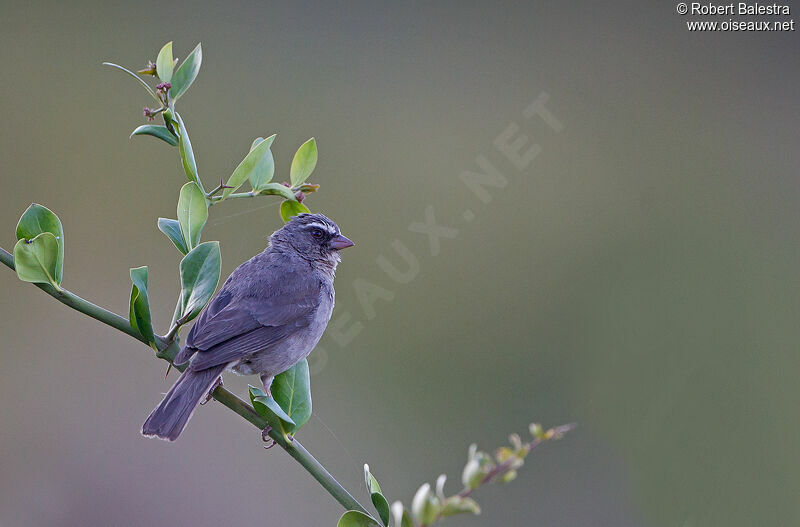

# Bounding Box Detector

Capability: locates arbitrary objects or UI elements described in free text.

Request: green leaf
[177,182,208,251]
[249,385,296,434]
[271,359,312,434]
[290,137,318,186]
[129,266,155,345]
[248,137,276,190]
[364,465,391,526]
[16,203,65,284]
[175,113,202,190]
[157,218,189,254]
[102,62,161,104]
[257,182,296,200]
[130,125,178,146]
[178,241,221,323]
[337,510,382,527]
[280,200,310,223]
[13,232,60,287]
[156,41,174,82]
[170,43,202,100]
[223,134,276,198]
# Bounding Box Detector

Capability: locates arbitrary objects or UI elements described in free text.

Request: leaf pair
[249,359,312,437]
[176,241,221,325]
[157,181,208,255]
[278,137,318,222]
[222,135,277,198]
[13,204,65,289]
[335,466,390,527]
[129,241,220,342]
[129,266,155,346]
[105,42,201,106]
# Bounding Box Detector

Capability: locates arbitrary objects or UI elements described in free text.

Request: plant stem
[0,246,369,515]
[0,247,143,342]
[209,191,258,205]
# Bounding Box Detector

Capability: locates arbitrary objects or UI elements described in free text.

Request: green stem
[0,246,369,516]
[0,247,143,342]
[209,191,257,205]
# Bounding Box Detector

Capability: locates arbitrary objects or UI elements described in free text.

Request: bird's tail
[141,364,227,441]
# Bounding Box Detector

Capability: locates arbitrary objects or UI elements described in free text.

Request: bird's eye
[311,229,324,239]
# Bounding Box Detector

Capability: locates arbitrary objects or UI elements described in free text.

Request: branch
[0,246,369,515]
[209,191,258,205]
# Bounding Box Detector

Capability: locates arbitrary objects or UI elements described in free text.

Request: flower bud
[462,457,488,489]
[441,496,481,517]
[498,469,518,483]
[411,483,441,526]
[138,60,157,76]
[391,501,413,527]
[529,422,544,440]
[435,474,447,501]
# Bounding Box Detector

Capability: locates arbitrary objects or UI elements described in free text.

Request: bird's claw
[262,425,276,448]
[200,376,224,405]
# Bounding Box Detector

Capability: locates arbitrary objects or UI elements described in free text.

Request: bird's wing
[185,289,260,351]
[184,270,323,370]
[187,325,296,371]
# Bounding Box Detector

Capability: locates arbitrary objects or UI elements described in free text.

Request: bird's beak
[330,234,355,250]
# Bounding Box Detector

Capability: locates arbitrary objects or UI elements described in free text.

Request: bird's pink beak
[330,234,355,250]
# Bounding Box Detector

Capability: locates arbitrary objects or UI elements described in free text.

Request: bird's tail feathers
[141,364,226,441]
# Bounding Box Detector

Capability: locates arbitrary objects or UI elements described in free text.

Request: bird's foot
[200,376,224,405]
[262,425,276,448]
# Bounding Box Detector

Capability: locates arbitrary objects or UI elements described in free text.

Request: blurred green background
[1,1,798,526]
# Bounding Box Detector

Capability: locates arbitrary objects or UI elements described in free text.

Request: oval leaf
[16,203,64,284]
[249,385,296,435]
[175,113,202,189]
[290,137,318,186]
[13,232,60,287]
[248,137,276,190]
[156,41,174,82]
[280,200,310,223]
[271,359,312,434]
[157,218,189,254]
[129,266,155,345]
[223,134,276,198]
[372,490,391,526]
[257,182,296,201]
[177,182,208,251]
[130,125,178,146]
[337,510,382,527]
[170,43,202,100]
[364,465,391,526]
[178,241,221,323]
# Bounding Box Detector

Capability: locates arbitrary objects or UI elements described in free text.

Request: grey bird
[142,213,354,441]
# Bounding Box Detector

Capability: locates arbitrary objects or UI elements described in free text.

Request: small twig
[205,178,233,198]
[209,191,258,205]
[457,423,576,499]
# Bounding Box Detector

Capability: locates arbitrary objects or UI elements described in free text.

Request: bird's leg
[262,424,276,448]
[260,373,274,398]
[259,374,277,447]
[200,376,224,405]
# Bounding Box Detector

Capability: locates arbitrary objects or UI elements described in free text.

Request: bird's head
[271,213,354,267]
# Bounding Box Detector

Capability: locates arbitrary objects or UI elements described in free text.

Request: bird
[142,213,354,441]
